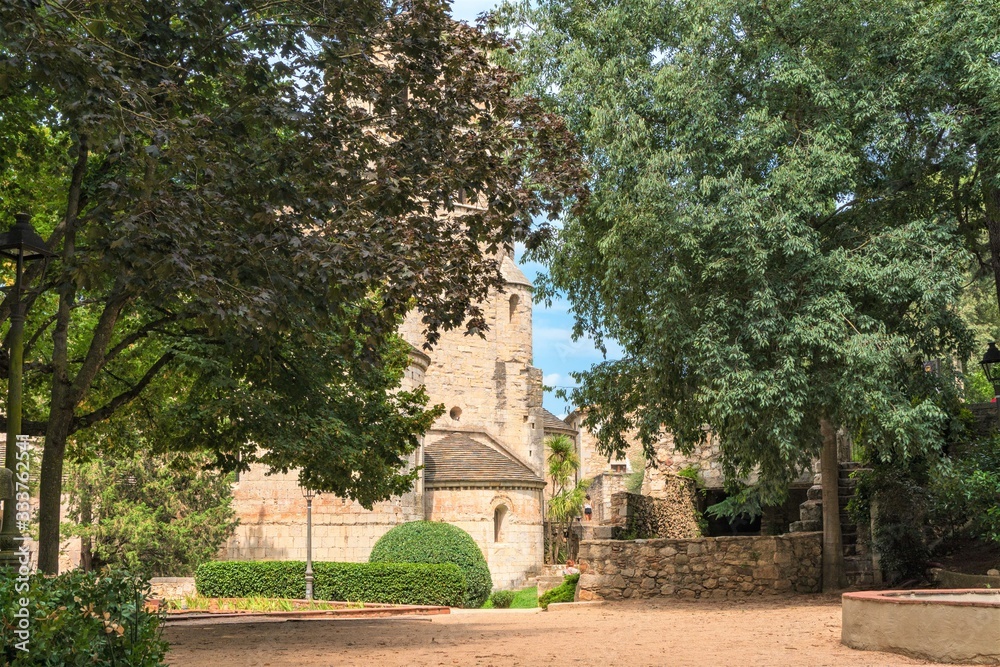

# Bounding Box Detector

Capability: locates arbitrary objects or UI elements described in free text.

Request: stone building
[226,249,574,588]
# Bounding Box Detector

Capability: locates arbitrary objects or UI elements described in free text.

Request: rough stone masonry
[577,532,822,600]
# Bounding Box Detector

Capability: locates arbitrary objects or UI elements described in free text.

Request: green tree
[65,449,238,578]
[0,0,583,572]
[545,434,588,563]
[495,0,974,589]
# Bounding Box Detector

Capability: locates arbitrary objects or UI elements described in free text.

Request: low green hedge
[369,521,492,607]
[195,561,466,607]
[539,573,579,610]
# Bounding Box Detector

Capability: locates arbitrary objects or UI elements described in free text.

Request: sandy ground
[165,595,931,667]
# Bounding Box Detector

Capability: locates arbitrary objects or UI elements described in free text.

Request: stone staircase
[789,462,877,587]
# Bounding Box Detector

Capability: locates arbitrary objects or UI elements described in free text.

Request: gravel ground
[165,595,932,667]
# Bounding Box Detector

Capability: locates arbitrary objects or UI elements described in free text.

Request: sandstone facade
[226,250,560,588]
[577,532,822,601]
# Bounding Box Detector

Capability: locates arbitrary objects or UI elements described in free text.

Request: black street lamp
[0,213,53,567]
[301,485,318,601]
[981,342,1000,401]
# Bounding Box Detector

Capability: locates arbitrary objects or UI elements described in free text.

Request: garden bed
[158,597,450,623]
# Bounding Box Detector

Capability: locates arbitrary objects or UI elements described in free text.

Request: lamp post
[0,213,53,567]
[301,485,317,601]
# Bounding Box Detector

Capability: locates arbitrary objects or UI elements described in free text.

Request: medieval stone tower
[225,248,570,588]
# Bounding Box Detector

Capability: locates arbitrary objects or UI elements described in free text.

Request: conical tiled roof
[501,255,533,289]
[424,432,545,488]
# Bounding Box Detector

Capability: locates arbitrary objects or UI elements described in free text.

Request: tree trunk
[37,134,86,574]
[983,169,1000,315]
[37,414,71,573]
[79,473,93,573]
[821,418,846,592]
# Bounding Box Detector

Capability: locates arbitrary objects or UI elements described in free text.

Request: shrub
[490,590,515,608]
[929,435,1000,544]
[369,521,492,607]
[195,560,465,607]
[539,573,579,610]
[0,568,167,666]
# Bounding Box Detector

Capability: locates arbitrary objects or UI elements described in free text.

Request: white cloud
[543,373,561,387]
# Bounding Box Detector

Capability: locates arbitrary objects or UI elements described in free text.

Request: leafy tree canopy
[0,0,583,571]
[492,0,982,501]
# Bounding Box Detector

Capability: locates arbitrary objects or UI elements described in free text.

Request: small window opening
[509,294,519,321]
[450,406,462,421]
[494,505,508,542]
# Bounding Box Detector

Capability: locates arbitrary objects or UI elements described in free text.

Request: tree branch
[101,314,180,369]
[70,352,176,434]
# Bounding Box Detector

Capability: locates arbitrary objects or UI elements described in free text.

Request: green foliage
[368,521,492,608]
[705,486,763,523]
[194,560,466,607]
[0,568,167,666]
[676,466,703,489]
[963,369,996,405]
[0,0,584,570]
[849,464,930,584]
[481,586,538,609]
[489,590,515,608]
[546,434,590,563]
[509,586,539,609]
[539,574,579,610]
[493,0,975,506]
[64,450,238,577]
[625,453,646,494]
[929,436,1000,545]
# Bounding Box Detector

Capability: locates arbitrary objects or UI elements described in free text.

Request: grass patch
[481,586,538,609]
[167,595,363,613]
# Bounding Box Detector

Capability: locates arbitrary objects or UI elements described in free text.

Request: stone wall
[609,477,701,540]
[425,485,543,589]
[564,411,641,483]
[227,465,423,563]
[642,432,727,492]
[577,532,822,600]
[587,472,629,524]
[149,577,196,600]
[397,252,544,479]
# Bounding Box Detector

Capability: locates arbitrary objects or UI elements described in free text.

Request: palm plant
[545,434,589,563]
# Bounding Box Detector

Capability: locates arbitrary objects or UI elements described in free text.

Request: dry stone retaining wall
[577,532,821,600]
[609,479,701,540]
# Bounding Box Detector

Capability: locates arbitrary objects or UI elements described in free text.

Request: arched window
[509,294,519,322]
[494,505,508,542]
[450,406,462,421]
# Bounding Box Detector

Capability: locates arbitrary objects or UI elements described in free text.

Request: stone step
[844,556,874,574]
[789,520,822,533]
[798,500,822,523]
[807,485,823,501]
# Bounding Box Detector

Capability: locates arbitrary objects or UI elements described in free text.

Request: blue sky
[450,0,500,23]
[446,0,621,416]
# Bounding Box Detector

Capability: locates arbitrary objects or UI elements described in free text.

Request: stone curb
[545,601,605,612]
[162,605,450,625]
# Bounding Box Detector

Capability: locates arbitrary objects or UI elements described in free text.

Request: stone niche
[577,532,821,601]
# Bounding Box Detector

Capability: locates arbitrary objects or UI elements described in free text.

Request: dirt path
[165,595,930,667]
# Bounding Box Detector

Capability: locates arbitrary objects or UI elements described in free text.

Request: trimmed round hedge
[369,521,492,607]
